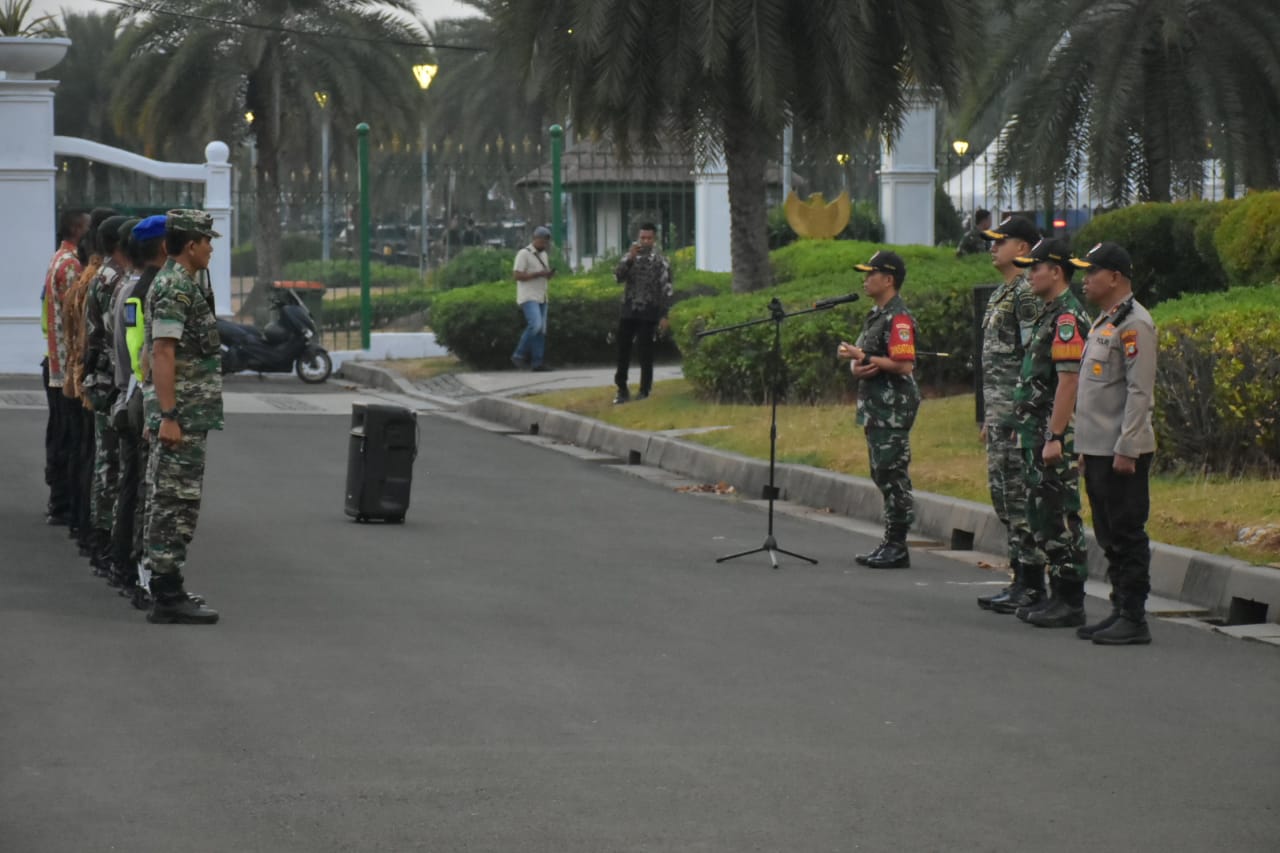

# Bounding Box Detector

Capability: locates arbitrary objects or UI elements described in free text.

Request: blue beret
[132,215,167,242]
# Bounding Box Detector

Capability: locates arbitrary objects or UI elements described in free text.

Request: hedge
[230,234,325,276]
[1215,193,1280,286]
[319,288,433,333]
[1150,285,1280,474]
[1072,201,1226,305]
[282,260,423,289]
[431,265,732,369]
[430,247,517,291]
[1072,191,1280,305]
[670,241,995,403]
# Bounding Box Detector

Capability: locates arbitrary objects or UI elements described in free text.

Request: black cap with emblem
[853,249,906,286]
[1070,241,1133,279]
[983,215,1040,246]
[1013,237,1074,275]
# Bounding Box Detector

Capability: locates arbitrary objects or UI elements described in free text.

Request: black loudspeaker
[345,403,417,523]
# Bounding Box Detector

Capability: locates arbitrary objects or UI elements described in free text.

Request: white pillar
[202,141,233,316]
[694,139,732,273]
[879,94,938,246]
[0,38,69,374]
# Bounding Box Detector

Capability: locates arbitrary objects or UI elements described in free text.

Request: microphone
[813,293,860,308]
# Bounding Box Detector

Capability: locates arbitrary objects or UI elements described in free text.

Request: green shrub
[1214,192,1280,286]
[430,247,516,291]
[281,260,422,289]
[1150,285,1280,474]
[671,241,995,402]
[431,266,734,369]
[230,234,325,276]
[319,288,433,333]
[1073,201,1226,305]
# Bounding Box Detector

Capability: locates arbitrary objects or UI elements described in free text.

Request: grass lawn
[527,378,1280,567]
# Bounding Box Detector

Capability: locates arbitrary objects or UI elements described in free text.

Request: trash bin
[972,283,998,425]
[345,403,417,523]
[272,280,325,318]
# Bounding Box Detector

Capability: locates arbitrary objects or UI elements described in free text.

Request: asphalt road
[2,377,1277,852]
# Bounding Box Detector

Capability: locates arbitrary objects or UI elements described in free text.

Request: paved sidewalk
[410,363,684,401]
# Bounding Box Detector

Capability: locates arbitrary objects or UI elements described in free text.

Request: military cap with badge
[853,249,907,286]
[166,208,221,238]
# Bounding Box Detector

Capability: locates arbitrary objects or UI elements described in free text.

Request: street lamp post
[412,63,439,278]
[951,139,970,222]
[314,91,331,262]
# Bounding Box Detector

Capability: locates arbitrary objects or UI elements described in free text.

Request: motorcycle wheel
[296,349,332,384]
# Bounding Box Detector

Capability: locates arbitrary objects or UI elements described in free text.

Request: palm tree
[0,0,61,36]
[491,0,981,292]
[110,0,429,297]
[52,11,131,202]
[959,0,1280,205]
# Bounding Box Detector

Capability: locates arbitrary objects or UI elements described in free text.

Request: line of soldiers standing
[839,218,1158,646]
[41,207,225,625]
[974,216,1157,645]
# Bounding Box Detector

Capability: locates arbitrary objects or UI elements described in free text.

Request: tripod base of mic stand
[716,535,819,570]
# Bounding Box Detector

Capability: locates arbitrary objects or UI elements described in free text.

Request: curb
[458,394,1280,625]
[336,362,459,409]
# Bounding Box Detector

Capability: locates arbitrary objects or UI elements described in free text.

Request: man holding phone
[612,223,673,403]
[511,225,555,372]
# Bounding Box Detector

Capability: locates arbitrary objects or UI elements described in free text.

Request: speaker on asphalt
[345,402,417,523]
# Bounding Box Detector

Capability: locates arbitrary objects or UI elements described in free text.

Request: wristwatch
[1044,428,1065,444]
[161,407,179,421]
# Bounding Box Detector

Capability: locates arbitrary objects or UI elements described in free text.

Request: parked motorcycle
[218,290,332,383]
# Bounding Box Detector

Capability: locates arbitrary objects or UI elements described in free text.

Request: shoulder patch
[1121,328,1139,358]
[888,313,916,361]
[1051,313,1084,362]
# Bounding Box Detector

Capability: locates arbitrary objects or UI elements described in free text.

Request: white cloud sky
[27,0,477,27]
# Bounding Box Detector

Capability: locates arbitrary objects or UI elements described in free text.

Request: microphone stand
[696,296,848,569]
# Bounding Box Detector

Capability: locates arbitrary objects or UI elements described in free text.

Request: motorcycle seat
[262,323,290,344]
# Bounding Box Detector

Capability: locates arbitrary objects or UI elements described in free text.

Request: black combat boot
[990,564,1045,614]
[1027,577,1086,628]
[1015,570,1054,621]
[1092,599,1151,645]
[1077,589,1123,640]
[855,539,888,566]
[146,575,218,625]
[978,563,1017,610]
[864,527,910,569]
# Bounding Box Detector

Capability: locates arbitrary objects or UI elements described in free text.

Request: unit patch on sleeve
[888,314,916,361]
[1122,328,1139,358]
[1051,313,1084,362]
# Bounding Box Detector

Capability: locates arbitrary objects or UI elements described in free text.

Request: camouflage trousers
[143,430,208,580]
[1020,444,1087,582]
[90,412,120,534]
[985,424,1041,569]
[866,427,914,532]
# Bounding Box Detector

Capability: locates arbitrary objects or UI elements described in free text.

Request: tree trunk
[245,54,284,323]
[721,104,773,294]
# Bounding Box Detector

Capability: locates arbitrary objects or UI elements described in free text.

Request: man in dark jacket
[612,223,673,404]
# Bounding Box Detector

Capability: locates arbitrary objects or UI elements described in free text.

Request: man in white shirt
[511,225,555,371]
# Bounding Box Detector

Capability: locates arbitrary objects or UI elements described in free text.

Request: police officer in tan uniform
[1071,242,1157,645]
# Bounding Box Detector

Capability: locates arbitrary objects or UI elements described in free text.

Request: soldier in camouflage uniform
[974,216,1045,613]
[1008,238,1092,628]
[954,209,992,257]
[142,209,224,625]
[82,215,131,578]
[838,250,920,569]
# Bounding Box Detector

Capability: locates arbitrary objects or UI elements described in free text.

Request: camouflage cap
[166,208,221,238]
